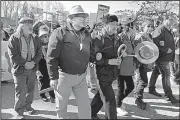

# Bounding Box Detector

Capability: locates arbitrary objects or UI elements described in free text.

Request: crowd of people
[1,4,179,119]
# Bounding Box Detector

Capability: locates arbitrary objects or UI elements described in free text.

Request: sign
[96,4,110,23]
[31,7,43,15]
[89,13,97,28]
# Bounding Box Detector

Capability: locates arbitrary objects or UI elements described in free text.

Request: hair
[16,23,24,35]
[102,14,118,24]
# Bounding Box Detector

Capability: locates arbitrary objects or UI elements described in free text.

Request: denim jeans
[149,61,173,97]
[134,65,148,99]
[13,69,36,116]
[174,54,180,79]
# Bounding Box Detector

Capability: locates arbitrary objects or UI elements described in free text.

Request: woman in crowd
[116,16,136,116]
[33,21,55,103]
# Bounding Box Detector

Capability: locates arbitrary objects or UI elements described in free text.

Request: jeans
[91,75,117,119]
[13,69,36,115]
[134,65,148,99]
[117,75,134,107]
[149,61,173,97]
[174,54,180,79]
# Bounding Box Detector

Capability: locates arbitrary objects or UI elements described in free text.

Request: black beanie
[102,14,118,24]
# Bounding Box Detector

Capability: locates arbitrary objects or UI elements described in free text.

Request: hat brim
[121,18,136,25]
[39,31,49,37]
[68,12,89,19]
[135,41,159,64]
[120,15,136,25]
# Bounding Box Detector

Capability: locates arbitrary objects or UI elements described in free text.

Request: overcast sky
[60,1,141,14]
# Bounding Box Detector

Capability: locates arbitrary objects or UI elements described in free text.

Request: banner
[1,41,13,81]
[96,4,110,23]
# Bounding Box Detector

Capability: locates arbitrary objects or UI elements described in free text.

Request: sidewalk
[1,73,179,119]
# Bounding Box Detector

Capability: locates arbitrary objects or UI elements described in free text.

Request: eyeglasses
[24,23,33,26]
[75,13,88,18]
[41,35,49,39]
[76,17,87,20]
[147,25,154,28]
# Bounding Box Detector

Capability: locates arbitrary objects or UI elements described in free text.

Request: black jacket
[46,23,92,80]
[91,29,122,82]
[152,25,175,62]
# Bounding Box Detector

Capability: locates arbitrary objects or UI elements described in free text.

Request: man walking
[90,14,121,119]
[46,5,91,119]
[149,16,179,103]
[8,17,42,119]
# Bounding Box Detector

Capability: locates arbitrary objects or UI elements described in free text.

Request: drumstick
[39,87,54,94]
[39,87,63,100]
[126,54,137,57]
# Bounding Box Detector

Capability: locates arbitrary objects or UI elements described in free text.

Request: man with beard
[46,5,91,119]
[8,17,42,119]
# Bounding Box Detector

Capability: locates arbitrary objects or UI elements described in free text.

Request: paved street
[1,72,180,119]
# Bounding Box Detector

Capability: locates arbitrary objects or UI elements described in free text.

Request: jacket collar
[13,31,36,39]
[66,21,88,34]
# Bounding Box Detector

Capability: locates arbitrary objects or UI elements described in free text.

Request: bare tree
[130,1,179,19]
[1,1,22,19]
[127,1,179,27]
[51,1,64,12]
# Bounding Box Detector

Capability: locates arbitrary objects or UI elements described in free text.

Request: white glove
[121,51,128,57]
[108,58,122,66]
